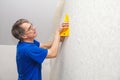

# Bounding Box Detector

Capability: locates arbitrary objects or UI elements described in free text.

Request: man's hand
[60,36,65,42]
[62,22,69,27]
[59,22,69,42]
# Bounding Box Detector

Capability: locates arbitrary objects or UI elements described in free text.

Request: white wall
[0,45,17,80]
[0,0,58,45]
[50,0,120,80]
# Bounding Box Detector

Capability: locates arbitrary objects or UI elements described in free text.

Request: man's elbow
[51,54,57,58]
[47,49,58,58]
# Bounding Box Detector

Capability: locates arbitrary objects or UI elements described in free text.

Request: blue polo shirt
[16,40,48,80]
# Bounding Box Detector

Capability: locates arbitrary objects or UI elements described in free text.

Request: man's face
[20,22,37,40]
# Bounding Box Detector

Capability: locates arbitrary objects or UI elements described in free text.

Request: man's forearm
[47,31,61,58]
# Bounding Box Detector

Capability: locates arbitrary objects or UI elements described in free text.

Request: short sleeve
[26,45,48,64]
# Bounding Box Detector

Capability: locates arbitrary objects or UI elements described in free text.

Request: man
[11,19,66,80]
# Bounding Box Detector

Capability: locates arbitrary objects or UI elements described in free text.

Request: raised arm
[46,29,60,58]
[46,26,65,58]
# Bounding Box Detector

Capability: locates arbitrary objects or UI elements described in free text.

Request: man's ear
[21,35,27,39]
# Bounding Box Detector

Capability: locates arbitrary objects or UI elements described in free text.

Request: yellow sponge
[60,13,70,36]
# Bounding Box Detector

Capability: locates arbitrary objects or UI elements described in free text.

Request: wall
[0,45,17,80]
[0,0,58,45]
[50,0,120,80]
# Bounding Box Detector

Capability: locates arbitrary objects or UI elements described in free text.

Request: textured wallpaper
[50,0,120,80]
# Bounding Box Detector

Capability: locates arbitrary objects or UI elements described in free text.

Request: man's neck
[23,39,34,43]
